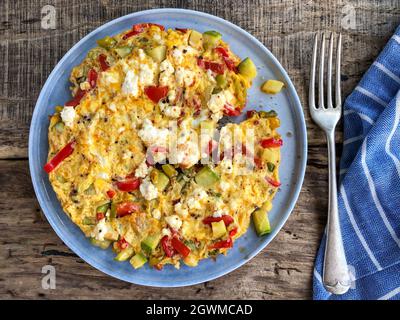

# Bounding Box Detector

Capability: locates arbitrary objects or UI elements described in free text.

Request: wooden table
[1,0,399,300]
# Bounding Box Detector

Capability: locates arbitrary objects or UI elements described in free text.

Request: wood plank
[0,0,399,299]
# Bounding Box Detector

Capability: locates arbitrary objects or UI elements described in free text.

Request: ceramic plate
[29,8,307,287]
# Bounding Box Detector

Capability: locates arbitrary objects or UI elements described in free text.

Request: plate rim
[29,8,307,287]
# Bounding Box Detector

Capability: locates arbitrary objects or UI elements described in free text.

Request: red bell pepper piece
[98,54,110,71]
[65,89,86,107]
[161,236,176,258]
[96,212,105,221]
[144,86,169,103]
[197,58,225,74]
[223,104,241,116]
[202,215,234,226]
[117,237,129,250]
[175,28,188,33]
[43,140,76,173]
[260,137,283,148]
[87,68,98,88]
[123,23,164,40]
[115,178,141,192]
[116,201,140,217]
[229,227,238,237]
[210,237,233,249]
[246,110,257,118]
[265,176,281,188]
[171,237,191,258]
[215,46,229,57]
[106,189,116,199]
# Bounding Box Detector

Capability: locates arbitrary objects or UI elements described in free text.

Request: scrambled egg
[46,24,282,270]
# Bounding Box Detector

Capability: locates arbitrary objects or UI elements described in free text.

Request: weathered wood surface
[0,0,399,300]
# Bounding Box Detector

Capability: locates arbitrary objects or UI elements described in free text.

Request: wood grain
[0,0,399,299]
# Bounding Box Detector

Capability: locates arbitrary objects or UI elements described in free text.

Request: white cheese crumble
[161,227,171,237]
[139,178,158,201]
[165,215,182,230]
[175,67,195,87]
[139,63,155,86]
[219,159,233,174]
[108,103,117,112]
[208,91,227,114]
[163,105,181,118]
[138,119,170,147]
[152,209,161,220]
[174,203,189,218]
[212,210,223,218]
[122,69,139,97]
[60,106,76,127]
[172,48,184,64]
[90,219,111,241]
[135,160,149,178]
[138,48,146,60]
[219,180,230,192]
[159,59,175,86]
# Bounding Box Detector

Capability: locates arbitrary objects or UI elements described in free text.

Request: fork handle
[323,130,351,295]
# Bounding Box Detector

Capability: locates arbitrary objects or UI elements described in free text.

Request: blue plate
[29,8,307,287]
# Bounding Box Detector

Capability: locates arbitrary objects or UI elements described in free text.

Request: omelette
[45,24,282,270]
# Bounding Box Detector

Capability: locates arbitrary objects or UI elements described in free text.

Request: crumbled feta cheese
[187,197,201,210]
[161,227,171,237]
[175,67,195,87]
[206,69,216,83]
[219,180,230,192]
[208,91,227,114]
[135,161,149,178]
[138,119,170,147]
[163,105,181,118]
[174,203,189,218]
[168,90,176,102]
[138,49,146,60]
[152,209,161,220]
[139,63,155,86]
[153,33,163,43]
[97,172,109,179]
[102,70,120,85]
[90,219,110,241]
[165,215,182,230]
[122,69,139,97]
[139,178,158,200]
[108,103,117,112]
[212,210,223,218]
[159,59,175,86]
[172,48,184,64]
[60,106,76,127]
[219,159,233,174]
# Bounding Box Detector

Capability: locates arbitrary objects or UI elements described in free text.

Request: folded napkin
[313,26,400,300]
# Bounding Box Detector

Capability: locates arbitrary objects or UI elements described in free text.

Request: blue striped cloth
[313,26,400,300]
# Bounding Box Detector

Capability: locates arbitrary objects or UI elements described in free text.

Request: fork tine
[327,33,334,108]
[318,33,326,108]
[335,33,342,108]
[309,34,318,109]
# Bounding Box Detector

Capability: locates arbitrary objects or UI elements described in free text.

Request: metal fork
[309,33,351,295]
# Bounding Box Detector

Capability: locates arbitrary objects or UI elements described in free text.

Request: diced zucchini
[195,166,220,187]
[90,238,111,249]
[150,169,170,191]
[97,36,116,49]
[215,74,227,88]
[238,57,257,80]
[202,30,222,50]
[96,203,110,214]
[54,122,64,133]
[267,162,275,172]
[262,148,280,165]
[114,246,135,261]
[130,252,148,269]
[252,204,271,236]
[162,164,178,178]
[200,120,215,132]
[261,80,284,94]
[183,253,199,267]
[84,184,96,195]
[114,46,132,58]
[259,110,278,118]
[212,220,227,239]
[110,202,117,219]
[83,217,96,225]
[189,30,203,47]
[141,234,161,254]
[146,45,167,62]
